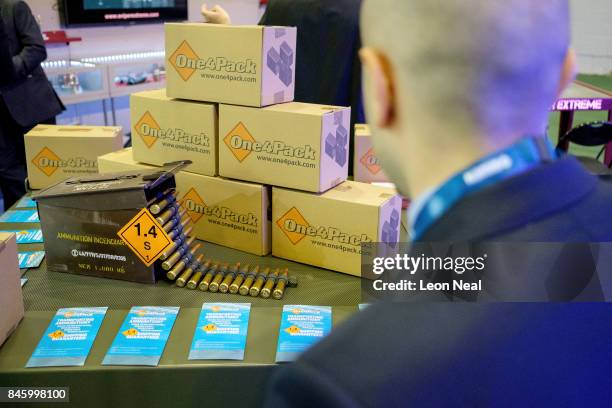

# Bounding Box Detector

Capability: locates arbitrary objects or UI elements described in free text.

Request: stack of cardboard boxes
[98,23,401,277]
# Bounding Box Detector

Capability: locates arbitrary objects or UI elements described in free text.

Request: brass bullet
[163,240,199,273]
[261,268,280,299]
[239,265,259,296]
[149,196,176,215]
[187,259,211,289]
[209,263,229,293]
[176,254,204,287]
[156,205,178,225]
[250,267,270,297]
[273,268,290,300]
[229,264,250,294]
[199,262,220,292]
[220,263,241,293]
[163,216,180,233]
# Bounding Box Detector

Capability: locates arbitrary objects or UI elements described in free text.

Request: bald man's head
[361,0,570,136]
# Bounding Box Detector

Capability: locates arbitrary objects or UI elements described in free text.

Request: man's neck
[406,132,523,200]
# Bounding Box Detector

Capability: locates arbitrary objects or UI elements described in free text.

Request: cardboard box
[354,124,390,183]
[98,148,156,174]
[166,23,296,107]
[0,233,24,346]
[273,181,402,277]
[25,125,123,190]
[176,172,270,256]
[131,89,218,176]
[220,102,351,193]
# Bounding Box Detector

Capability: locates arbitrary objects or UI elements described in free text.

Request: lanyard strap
[411,137,557,240]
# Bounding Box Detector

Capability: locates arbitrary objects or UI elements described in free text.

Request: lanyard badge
[411,137,557,240]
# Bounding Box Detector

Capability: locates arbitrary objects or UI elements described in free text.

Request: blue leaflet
[1,229,44,244]
[102,306,179,366]
[16,197,37,208]
[189,303,251,361]
[0,210,39,223]
[275,305,332,363]
[18,251,45,269]
[26,307,108,368]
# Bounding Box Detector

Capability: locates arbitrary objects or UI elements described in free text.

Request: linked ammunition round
[209,263,229,293]
[199,262,220,292]
[261,268,280,299]
[176,254,204,287]
[220,263,240,293]
[273,268,290,300]
[250,267,270,297]
[156,205,178,225]
[163,216,181,233]
[229,264,250,294]
[187,259,211,289]
[163,248,185,271]
[149,195,176,215]
[239,265,259,296]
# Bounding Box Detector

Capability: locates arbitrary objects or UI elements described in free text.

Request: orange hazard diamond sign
[117,208,173,266]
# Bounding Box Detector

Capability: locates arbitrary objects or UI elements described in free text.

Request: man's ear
[557,48,577,98]
[359,48,396,128]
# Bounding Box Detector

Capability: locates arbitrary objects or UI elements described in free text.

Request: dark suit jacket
[0,0,63,128]
[266,158,612,407]
[0,16,15,84]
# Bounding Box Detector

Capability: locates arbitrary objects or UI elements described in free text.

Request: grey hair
[361,0,570,136]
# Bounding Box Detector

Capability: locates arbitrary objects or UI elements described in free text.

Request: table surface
[0,198,406,408]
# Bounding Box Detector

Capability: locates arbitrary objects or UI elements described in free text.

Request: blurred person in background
[0,0,64,210]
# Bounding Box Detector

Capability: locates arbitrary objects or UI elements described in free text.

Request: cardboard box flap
[27,125,122,138]
[355,124,371,137]
[321,181,398,206]
[166,22,263,31]
[264,102,348,117]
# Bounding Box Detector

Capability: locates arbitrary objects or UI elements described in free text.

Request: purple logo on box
[382,209,400,248]
[267,41,294,87]
[324,111,348,167]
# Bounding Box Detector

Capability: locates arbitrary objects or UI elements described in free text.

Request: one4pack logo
[266,40,294,87]
[223,122,316,163]
[135,111,210,149]
[360,148,383,175]
[32,147,96,177]
[180,188,258,227]
[276,207,373,246]
[324,111,348,167]
[169,40,257,82]
[381,209,400,249]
